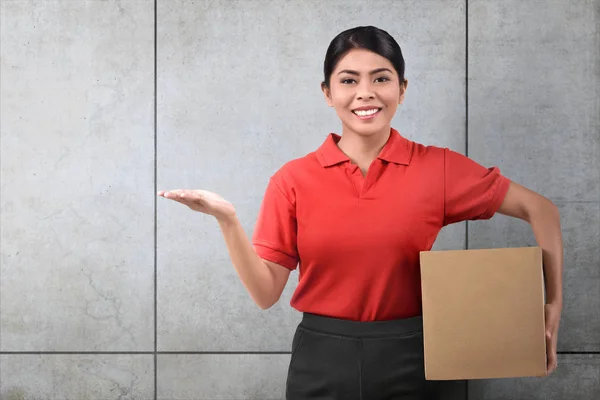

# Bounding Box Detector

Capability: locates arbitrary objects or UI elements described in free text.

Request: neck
[337,125,391,166]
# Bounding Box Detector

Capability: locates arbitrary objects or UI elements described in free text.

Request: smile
[352,108,382,120]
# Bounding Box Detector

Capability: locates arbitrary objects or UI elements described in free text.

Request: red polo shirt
[252,128,510,321]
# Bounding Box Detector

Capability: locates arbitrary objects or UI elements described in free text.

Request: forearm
[216,214,277,309]
[527,199,564,306]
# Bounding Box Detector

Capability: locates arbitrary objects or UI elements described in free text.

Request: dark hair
[322,26,405,88]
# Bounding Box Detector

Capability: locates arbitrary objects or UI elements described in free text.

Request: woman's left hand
[544,302,562,375]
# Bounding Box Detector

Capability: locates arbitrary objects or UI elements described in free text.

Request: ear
[321,82,334,107]
[398,78,408,104]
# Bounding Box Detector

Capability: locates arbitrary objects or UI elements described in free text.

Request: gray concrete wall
[0,0,597,399]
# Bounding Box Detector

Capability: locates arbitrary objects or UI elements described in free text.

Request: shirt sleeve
[443,147,511,226]
[251,171,299,270]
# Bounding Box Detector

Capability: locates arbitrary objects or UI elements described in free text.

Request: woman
[158,26,563,400]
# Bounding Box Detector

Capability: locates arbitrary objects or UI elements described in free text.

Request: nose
[356,80,375,100]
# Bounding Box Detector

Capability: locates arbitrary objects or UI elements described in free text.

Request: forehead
[333,48,396,73]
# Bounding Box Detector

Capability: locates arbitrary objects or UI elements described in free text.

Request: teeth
[354,108,379,116]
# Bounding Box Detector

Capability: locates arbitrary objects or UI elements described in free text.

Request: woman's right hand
[157,189,236,222]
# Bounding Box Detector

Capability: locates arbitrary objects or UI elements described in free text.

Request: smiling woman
[158,25,564,400]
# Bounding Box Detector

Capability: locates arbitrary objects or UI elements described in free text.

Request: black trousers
[286,312,435,400]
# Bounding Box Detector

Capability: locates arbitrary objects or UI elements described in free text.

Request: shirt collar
[316,128,412,167]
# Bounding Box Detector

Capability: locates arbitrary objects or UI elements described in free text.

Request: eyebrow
[337,68,393,76]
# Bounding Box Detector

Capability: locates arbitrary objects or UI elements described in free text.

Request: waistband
[300,313,423,338]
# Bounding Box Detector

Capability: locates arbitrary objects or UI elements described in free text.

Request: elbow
[251,260,288,310]
[544,198,560,221]
[255,292,281,310]
[549,200,560,218]
[256,299,277,311]
[525,195,560,223]
[257,302,274,311]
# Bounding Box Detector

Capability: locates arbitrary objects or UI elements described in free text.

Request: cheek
[331,92,354,110]
[381,88,401,105]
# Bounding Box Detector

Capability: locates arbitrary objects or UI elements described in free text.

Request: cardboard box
[419,246,547,380]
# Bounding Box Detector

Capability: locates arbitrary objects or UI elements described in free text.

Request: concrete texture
[0,0,598,399]
[0,0,155,351]
[468,0,600,202]
[0,355,154,400]
[157,354,290,400]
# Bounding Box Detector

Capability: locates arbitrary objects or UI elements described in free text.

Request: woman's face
[322,48,407,138]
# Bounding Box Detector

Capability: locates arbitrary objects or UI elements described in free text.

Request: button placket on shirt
[347,164,364,195]
[347,160,383,200]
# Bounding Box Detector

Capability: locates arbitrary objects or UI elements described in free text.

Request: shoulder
[412,141,445,157]
[405,138,448,168]
[407,138,473,165]
[270,150,320,181]
[264,150,319,198]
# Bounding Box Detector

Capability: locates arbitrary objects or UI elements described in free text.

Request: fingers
[546,353,557,375]
[157,190,175,198]
[158,190,201,199]
[179,190,202,200]
[157,190,207,213]
[157,190,185,204]
[545,331,558,375]
[158,190,185,199]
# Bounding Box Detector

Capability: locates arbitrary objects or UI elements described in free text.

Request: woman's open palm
[157,189,236,221]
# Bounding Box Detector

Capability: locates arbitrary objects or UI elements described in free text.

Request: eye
[341,78,356,84]
[375,76,390,83]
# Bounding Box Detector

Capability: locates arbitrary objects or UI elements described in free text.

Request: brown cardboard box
[419,246,547,380]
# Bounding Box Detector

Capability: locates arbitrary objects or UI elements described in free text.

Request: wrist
[216,212,238,226]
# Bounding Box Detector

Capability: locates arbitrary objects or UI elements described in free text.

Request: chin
[345,121,389,137]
